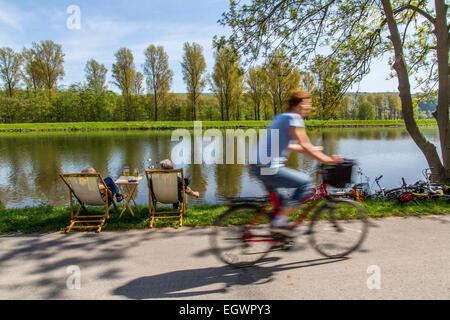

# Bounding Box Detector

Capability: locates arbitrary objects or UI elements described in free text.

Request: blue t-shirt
[254,113,305,168]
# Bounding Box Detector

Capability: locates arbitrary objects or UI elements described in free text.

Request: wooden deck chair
[60,173,117,233]
[145,169,186,228]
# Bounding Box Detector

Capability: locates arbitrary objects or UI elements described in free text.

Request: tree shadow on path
[113,256,347,299]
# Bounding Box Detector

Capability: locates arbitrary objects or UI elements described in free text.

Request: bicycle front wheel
[309,198,368,258]
[210,204,273,268]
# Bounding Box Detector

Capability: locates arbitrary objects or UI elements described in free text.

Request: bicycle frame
[243,183,330,243]
[374,175,385,197]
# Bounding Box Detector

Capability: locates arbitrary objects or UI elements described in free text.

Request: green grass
[0,119,437,133]
[0,199,449,234]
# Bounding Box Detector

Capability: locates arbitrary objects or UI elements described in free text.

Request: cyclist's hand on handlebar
[324,154,344,165]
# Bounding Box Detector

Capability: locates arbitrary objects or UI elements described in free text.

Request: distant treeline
[0,88,436,124]
[0,41,437,124]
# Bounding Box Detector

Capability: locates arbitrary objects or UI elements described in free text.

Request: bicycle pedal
[281,240,295,251]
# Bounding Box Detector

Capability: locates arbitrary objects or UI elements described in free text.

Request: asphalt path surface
[0,215,449,300]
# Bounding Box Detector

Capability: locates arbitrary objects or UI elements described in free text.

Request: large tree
[300,71,315,93]
[211,46,243,121]
[181,42,207,121]
[143,45,173,121]
[387,93,402,119]
[310,55,344,120]
[22,48,44,93]
[339,95,352,120]
[0,48,23,97]
[27,40,65,99]
[266,50,301,115]
[85,59,108,92]
[112,48,136,120]
[246,65,268,120]
[219,0,449,182]
[134,71,144,95]
[112,47,136,98]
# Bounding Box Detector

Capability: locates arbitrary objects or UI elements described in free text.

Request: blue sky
[0,0,403,93]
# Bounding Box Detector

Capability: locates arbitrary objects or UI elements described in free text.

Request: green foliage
[0,47,23,97]
[112,47,136,98]
[85,59,108,92]
[181,42,207,121]
[310,55,344,120]
[245,66,268,120]
[25,41,65,99]
[211,46,244,121]
[358,101,376,120]
[144,45,173,121]
[266,49,301,115]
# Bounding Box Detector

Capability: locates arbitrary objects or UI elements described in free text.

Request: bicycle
[209,160,369,268]
[409,168,450,201]
[368,175,386,200]
[383,169,449,203]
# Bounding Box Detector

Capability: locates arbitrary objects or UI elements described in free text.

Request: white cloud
[0,2,25,31]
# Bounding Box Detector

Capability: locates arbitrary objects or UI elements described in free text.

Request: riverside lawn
[0,200,449,234]
[0,119,437,133]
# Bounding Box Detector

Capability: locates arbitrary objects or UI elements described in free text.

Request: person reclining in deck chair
[81,167,124,203]
[157,159,200,209]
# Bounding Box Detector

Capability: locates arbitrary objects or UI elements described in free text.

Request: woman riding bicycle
[250,90,343,237]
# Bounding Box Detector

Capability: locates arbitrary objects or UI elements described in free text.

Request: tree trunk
[381,0,447,182]
[257,101,260,120]
[154,91,158,121]
[434,0,450,180]
[192,89,197,121]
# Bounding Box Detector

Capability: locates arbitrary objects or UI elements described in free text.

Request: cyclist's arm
[289,127,342,165]
[288,144,323,153]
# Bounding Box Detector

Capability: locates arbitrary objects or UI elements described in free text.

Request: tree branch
[394,4,436,25]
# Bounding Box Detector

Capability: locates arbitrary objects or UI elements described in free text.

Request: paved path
[0,215,449,300]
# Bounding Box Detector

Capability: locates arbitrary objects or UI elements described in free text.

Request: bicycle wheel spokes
[309,199,368,258]
[210,204,274,268]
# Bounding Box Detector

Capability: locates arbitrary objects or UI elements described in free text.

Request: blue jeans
[104,177,120,195]
[250,165,313,208]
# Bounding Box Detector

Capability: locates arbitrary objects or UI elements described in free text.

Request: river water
[0,127,440,208]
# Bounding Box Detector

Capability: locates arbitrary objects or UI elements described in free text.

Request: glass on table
[123,166,130,176]
[133,168,139,177]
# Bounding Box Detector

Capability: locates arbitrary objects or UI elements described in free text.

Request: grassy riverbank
[0,119,438,133]
[0,200,448,234]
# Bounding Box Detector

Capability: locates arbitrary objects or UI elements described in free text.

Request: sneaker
[116,194,124,202]
[270,216,294,238]
[281,240,296,251]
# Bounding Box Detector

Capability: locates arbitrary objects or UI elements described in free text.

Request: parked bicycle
[377,169,450,203]
[209,160,369,268]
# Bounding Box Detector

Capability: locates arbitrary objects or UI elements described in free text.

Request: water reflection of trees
[309,128,404,141]
[185,164,207,199]
[0,127,438,207]
[215,164,244,198]
[0,135,65,206]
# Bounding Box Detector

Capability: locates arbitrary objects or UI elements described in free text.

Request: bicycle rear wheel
[309,198,368,258]
[210,204,274,268]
